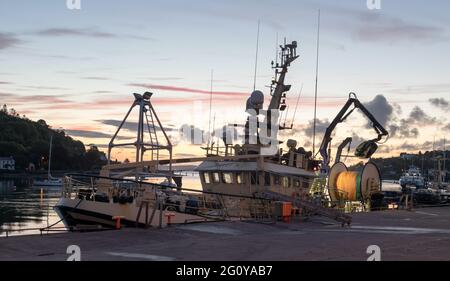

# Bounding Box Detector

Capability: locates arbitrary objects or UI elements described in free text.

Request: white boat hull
[33,181,62,187]
[54,198,205,229]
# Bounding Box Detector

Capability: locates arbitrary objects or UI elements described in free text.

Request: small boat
[33,135,62,187]
[413,188,442,205]
[33,177,63,187]
[399,166,425,189]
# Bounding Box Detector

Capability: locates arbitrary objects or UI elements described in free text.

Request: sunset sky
[1,0,449,161]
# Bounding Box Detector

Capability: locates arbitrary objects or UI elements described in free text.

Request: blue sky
[1,0,449,159]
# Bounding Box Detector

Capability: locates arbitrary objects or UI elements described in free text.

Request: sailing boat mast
[48,135,53,179]
[444,137,446,183]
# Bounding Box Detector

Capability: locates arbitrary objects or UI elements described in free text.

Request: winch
[328,162,382,202]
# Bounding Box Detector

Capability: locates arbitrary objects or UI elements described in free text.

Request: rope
[39,198,83,232]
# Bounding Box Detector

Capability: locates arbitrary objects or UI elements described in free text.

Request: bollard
[112,216,125,229]
[165,212,176,225]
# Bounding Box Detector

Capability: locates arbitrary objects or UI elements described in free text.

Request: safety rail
[60,173,357,227]
[61,173,271,221]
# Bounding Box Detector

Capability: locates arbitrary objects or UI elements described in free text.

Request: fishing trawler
[54,40,323,229]
[55,39,390,229]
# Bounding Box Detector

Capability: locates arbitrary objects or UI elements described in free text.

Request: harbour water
[0,177,63,237]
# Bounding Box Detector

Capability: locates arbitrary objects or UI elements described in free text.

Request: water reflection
[0,177,63,237]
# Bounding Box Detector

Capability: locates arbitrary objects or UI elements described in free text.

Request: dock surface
[1,207,450,261]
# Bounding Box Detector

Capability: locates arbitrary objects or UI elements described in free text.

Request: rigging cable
[291,83,303,127]
[208,69,214,145]
[253,20,261,91]
[312,9,321,158]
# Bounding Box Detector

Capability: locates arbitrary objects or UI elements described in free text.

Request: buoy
[328,162,381,202]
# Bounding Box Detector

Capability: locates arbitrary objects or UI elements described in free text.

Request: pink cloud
[4,94,72,104]
[129,83,249,97]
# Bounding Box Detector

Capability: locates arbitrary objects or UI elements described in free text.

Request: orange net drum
[328,162,381,202]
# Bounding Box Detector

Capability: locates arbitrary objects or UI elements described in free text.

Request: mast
[444,137,446,183]
[267,41,298,111]
[260,40,299,144]
[253,20,261,91]
[243,40,299,149]
[48,135,53,179]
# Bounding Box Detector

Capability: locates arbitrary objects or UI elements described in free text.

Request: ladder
[136,199,152,228]
[256,191,352,226]
[145,109,159,165]
[215,194,230,219]
[136,198,163,228]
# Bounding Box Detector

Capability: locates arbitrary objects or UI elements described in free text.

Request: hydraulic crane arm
[319,92,389,171]
[335,137,352,165]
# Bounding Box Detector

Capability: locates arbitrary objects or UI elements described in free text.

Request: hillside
[351,151,449,180]
[0,105,106,171]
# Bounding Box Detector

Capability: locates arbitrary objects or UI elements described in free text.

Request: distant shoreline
[0,170,98,178]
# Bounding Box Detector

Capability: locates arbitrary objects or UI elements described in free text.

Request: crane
[319,92,389,173]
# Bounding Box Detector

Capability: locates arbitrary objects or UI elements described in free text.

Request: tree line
[0,105,107,171]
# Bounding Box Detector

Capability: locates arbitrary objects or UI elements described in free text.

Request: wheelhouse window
[264,172,271,186]
[250,172,259,185]
[203,172,211,184]
[302,179,310,189]
[212,172,220,183]
[281,176,289,188]
[222,172,233,184]
[273,174,280,185]
[236,172,245,184]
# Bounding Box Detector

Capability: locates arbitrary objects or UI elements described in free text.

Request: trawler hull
[54,198,205,229]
